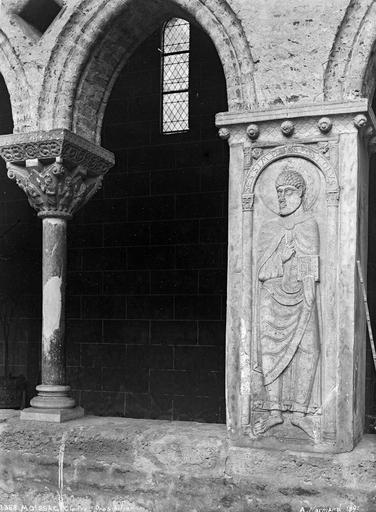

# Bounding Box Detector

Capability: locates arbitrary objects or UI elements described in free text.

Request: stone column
[0,130,114,422]
[216,101,374,453]
[31,217,72,411]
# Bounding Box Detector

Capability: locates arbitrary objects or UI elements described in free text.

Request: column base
[30,384,76,409]
[20,406,84,423]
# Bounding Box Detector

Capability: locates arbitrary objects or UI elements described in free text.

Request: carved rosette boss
[0,130,114,420]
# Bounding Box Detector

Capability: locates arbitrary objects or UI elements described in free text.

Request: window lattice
[161,18,190,134]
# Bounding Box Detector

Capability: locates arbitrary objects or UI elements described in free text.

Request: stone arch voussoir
[0,29,31,133]
[324,0,376,103]
[39,0,257,143]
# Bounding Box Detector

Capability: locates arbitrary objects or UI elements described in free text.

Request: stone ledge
[0,413,375,511]
[215,100,370,126]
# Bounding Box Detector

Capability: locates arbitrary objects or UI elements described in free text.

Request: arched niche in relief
[237,144,340,449]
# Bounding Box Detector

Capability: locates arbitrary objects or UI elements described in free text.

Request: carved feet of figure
[290,412,317,439]
[253,411,284,435]
[250,411,317,439]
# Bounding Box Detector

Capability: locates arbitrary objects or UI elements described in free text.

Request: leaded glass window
[161,18,190,134]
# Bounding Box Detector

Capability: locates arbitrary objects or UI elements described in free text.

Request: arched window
[161,18,190,134]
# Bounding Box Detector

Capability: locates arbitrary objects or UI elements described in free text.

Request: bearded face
[275,169,306,217]
[276,184,303,216]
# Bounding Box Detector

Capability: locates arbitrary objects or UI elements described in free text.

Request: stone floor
[0,412,375,511]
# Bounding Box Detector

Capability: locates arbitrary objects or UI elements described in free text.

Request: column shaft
[42,217,66,385]
[30,217,74,410]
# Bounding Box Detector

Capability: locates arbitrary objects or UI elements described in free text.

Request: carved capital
[326,189,340,207]
[242,193,255,211]
[0,129,114,219]
[7,161,103,219]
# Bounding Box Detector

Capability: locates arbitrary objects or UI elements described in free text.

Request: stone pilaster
[0,129,114,422]
[217,100,375,453]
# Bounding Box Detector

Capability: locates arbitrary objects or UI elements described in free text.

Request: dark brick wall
[0,74,42,396]
[66,23,229,422]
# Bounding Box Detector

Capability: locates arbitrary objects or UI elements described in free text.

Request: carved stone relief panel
[240,144,340,450]
[218,105,370,453]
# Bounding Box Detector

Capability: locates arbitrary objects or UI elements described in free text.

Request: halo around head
[256,157,321,215]
[275,163,306,197]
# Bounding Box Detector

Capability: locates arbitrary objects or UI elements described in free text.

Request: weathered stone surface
[0,415,374,511]
[1,0,376,136]
[0,0,375,506]
[217,102,373,453]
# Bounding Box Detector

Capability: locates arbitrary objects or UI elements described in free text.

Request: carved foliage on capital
[7,161,103,219]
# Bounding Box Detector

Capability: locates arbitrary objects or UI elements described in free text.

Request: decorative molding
[0,129,114,175]
[317,141,330,155]
[281,120,295,137]
[353,114,368,130]
[252,115,357,142]
[244,146,253,174]
[216,100,370,127]
[246,124,259,140]
[252,147,263,160]
[0,129,114,219]
[218,127,230,140]
[243,144,339,196]
[318,117,332,134]
[217,114,367,148]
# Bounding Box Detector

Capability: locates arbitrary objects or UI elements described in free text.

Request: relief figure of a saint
[254,165,320,439]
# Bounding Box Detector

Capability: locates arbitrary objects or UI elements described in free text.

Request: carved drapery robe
[256,212,320,414]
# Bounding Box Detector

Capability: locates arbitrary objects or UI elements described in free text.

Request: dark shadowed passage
[0,75,42,398]
[66,22,229,422]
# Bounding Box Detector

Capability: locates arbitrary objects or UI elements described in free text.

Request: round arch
[324,0,376,102]
[243,145,339,198]
[38,0,257,143]
[0,30,31,133]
